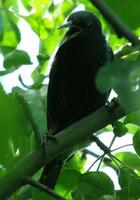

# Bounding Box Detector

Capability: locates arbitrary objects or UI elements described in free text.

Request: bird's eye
[72,18,80,24]
[87,20,92,26]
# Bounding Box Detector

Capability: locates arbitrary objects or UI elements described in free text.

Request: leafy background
[1,0,140,199]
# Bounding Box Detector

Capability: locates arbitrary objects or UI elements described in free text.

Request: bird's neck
[83,30,107,49]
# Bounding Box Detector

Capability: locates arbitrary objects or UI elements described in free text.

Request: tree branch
[26,177,66,200]
[115,44,140,58]
[0,103,125,199]
[89,0,140,45]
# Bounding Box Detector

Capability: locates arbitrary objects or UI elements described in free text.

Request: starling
[40,10,114,189]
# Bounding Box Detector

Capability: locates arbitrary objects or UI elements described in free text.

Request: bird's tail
[40,159,63,189]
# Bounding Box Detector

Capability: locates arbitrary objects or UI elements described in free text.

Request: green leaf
[22,15,52,39]
[21,0,32,11]
[133,131,140,156]
[0,166,6,177]
[8,15,21,43]
[119,167,136,189]
[30,0,50,16]
[31,68,45,89]
[4,49,32,69]
[115,152,140,170]
[0,8,4,41]
[124,110,140,126]
[98,195,122,200]
[0,85,33,168]
[72,190,84,200]
[96,58,140,113]
[128,175,140,199]
[56,169,81,196]
[37,53,50,65]
[0,9,20,49]
[117,169,140,200]
[64,153,86,173]
[3,0,18,10]
[0,46,14,55]
[75,172,114,199]
[125,123,140,134]
[33,189,55,200]
[12,86,47,135]
[104,0,140,30]
[116,189,128,200]
[0,67,18,76]
[108,34,127,51]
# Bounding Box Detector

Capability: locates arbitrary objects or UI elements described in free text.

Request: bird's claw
[41,134,48,157]
[46,134,57,142]
[106,97,120,114]
[41,131,58,159]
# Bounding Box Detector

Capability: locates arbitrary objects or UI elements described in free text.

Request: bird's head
[59,11,102,36]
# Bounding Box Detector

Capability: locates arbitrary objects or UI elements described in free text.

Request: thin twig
[89,0,140,45]
[88,134,125,171]
[108,154,120,169]
[83,149,119,173]
[115,44,140,58]
[109,135,116,149]
[111,144,133,152]
[92,135,111,154]
[94,135,116,171]
[87,154,104,171]
[109,154,126,167]
[26,177,66,200]
[97,153,105,171]
[83,149,99,158]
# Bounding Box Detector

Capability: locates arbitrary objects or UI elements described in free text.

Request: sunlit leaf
[4,49,32,69]
[96,58,140,113]
[64,153,86,173]
[12,86,47,135]
[21,0,32,11]
[0,85,33,168]
[0,9,20,49]
[125,123,140,134]
[124,110,140,126]
[56,169,81,197]
[3,0,18,10]
[119,167,136,189]
[74,172,114,199]
[31,68,46,88]
[22,15,52,39]
[30,0,50,16]
[115,151,140,170]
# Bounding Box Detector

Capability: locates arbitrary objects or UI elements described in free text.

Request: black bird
[40,10,114,189]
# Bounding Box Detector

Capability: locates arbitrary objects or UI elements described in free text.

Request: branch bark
[0,103,125,199]
[26,177,66,200]
[89,0,140,45]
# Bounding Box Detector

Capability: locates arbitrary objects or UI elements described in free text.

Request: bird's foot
[46,134,57,142]
[43,128,58,142]
[41,130,57,159]
[106,97,120,114]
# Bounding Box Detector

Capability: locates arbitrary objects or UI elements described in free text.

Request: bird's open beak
[58,20,81,31]
[58,20,73,29]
